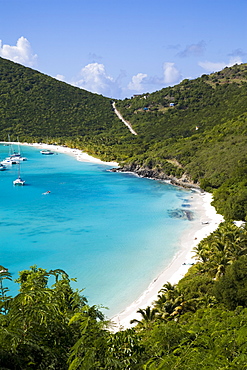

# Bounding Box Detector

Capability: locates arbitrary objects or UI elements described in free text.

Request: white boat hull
[13,178,25,185]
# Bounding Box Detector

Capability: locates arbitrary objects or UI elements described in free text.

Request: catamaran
[1,158,13,166]
[13,177,25,185]
[13,162,25,185]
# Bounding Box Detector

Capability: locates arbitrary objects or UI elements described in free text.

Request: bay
[0,144,194,317]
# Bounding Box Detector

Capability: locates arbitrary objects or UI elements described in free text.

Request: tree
[214,255,247,309]
[0,266,99,370]
[130,306,158,329]
[193,222,247,280]
[0,265,12,315]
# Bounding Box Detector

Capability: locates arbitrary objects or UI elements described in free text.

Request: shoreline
[110,191,224,331]
[2,141,119,167]
[2,141,224,331]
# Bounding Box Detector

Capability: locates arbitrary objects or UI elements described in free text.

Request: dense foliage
[1,58,247,368]
[1,222,247,369]
[0,57,134,162]
[1,58,247,218]
[115,65,247,220]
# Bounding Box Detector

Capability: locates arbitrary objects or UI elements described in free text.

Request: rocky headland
[111,163,202,191]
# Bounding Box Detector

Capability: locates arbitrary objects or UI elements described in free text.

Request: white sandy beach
[110,191,224,331]
[4,142,224,331]
[17,142,119,167]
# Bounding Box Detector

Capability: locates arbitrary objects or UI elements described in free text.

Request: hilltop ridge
[114,63,247,220]
[0,57,247,219]
[1,58,247,370]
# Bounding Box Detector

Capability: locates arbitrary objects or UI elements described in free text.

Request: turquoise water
[0,144,193,316]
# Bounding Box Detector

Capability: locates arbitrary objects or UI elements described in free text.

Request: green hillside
[1,58,247,369]
[0,58,247,219]
[0,56,131,161]
[115,64,247,220]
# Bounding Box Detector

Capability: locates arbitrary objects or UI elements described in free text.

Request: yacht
[4,156,19,164]
[13,162,25,186]
[40,150,54,155]
[13,177,25,186]
[9,153,27,161]
[1,158,13,166]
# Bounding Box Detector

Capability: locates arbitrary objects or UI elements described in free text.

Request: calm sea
[0,144,195,316]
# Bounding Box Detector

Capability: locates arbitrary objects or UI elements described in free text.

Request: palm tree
[193,221,247,280]
[158,282,178,300]
[130,306,158,329]
[154,283,194,321]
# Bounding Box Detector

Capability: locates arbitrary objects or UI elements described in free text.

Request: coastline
[3,141,224,331]
[16,142,119,167]
[110,191,224,331]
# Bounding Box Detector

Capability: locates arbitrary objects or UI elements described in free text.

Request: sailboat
[5,135,27,163]
[13,162,25,185]
[10,137,27,161]
[3,136,17,164]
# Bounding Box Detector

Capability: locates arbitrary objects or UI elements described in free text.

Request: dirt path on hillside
[112,102,138,135]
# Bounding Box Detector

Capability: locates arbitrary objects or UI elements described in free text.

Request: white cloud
[128,73,148,91]
[55,74,65,81]
[0,37,37,67]
[163,62,181,84]
[198,61,226,72]
[198,57,243,73]
[228,56,243,66]
[73,62,121,98]
[125,62,181,97]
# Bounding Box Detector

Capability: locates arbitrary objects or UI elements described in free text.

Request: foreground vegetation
[1,222,247,369]
[1,58,247,368]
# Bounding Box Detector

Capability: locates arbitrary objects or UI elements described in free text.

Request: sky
[0,0,246,99]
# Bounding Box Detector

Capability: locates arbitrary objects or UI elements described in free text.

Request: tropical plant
[0,265,12,315]
[0,266,105,370]
[130,306,158,330]
[193,221,247,280]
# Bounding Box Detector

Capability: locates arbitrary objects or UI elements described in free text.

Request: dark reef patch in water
[167,208,194,221]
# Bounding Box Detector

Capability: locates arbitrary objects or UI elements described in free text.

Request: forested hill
[115,64,247,220]
[0,56,128,160]
[1,59,247,369]
[0,57,247,219]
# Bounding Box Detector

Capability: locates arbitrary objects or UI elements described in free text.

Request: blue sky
[0,0,246,99]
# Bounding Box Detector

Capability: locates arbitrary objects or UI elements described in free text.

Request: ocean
[0,143,196,317]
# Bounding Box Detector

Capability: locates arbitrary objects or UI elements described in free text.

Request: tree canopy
[1,222,247,370]
[1,58,247,219]
[1,58,247,368]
